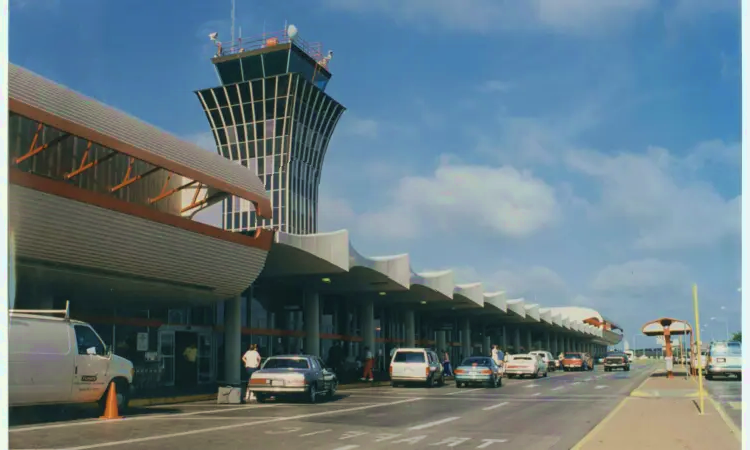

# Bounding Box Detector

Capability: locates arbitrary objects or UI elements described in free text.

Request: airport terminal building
[7,29,622,392]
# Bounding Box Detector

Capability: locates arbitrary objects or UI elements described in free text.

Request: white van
[9,303,134,411]
[706,341,741,380]
[389,348,445,387]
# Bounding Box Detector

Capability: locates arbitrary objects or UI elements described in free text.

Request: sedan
[504,354,548,379]
[248,355,337,404]
[454,357,503,388]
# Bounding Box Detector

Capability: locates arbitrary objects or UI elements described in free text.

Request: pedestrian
[361,346,374,382]
[442,349,453,376]
[242,343,261,402]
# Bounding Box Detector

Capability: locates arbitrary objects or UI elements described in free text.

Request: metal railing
[213,29,324,64]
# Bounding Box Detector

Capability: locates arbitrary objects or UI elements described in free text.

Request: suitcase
[217,386,243,404]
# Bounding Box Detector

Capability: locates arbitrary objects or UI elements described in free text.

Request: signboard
[137,332,149,352]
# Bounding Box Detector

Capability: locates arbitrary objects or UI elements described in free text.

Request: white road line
[531,393,541,397]
[39,398,423,450]
[408,416,460,430]
[482,402,510,411]
[595,385,608,390]
[551,386,565,391]
[446,388,483,395]
[332,446,359,450]
[10,404,282,433]
[300,429,333,437]
[525,384,540,388]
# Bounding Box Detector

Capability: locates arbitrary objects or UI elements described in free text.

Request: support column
[545,332,551,352]
[526,329,533,352]
[483,335,491,356]
[436,330,447,353]
[361,297,375,355]
[502,326,508,352]
[303,291,321,357]
[514,327,521,354]
[405,310,415,348]
[224,296,242,385]
[461,318,471,359]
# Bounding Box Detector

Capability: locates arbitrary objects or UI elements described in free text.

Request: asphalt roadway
[703,373,743,430]
[10,362,657,450]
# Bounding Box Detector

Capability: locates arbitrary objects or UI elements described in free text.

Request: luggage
[217,386,243,404]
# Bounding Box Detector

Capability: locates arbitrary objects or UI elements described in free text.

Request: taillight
[480,369,492,375]
[249,378,266,385]
[389,365,393,375]
[425,367,430,377]
[454,369,465,375]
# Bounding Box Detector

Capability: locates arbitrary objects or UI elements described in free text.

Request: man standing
[242,344,261,402]
[361,346,374,382]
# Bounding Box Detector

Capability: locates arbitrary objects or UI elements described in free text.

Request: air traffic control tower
[196,25,345,235]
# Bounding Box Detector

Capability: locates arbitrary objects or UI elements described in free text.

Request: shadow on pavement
[10,404,182,426]
[650,370,690,378]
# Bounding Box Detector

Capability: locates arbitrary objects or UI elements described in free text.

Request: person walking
[442,349,453,377]
[360,346,374,382]
[242,344,261,402]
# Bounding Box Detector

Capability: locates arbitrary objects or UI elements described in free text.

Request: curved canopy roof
[642,318,692,336]
[8,64,272,218]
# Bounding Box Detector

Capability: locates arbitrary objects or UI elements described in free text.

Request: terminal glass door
[159,330,175,387]
[197,332,213,384]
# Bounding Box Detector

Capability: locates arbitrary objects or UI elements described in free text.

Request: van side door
[73,324,110,402]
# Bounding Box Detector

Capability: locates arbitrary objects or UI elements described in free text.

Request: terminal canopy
[641,318,693,336]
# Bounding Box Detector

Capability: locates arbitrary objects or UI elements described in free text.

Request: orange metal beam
[110,166,161,193]
[180,191,225,214]
[148,177,198,204]
[64,149,117,180]
[15,127,71,164]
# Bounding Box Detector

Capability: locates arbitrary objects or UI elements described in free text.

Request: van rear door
[392,351,427,378]
[72,324,110,402]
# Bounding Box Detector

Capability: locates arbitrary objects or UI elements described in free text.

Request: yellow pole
[693,284,704,415]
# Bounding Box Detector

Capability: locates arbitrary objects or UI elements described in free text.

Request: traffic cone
[99,382,123,420]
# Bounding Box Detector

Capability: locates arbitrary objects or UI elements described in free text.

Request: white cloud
[480,80,514,93]
[359,159,560,239]
[186,131,217,152]
[590,259,689,295]
[317,193,358,232]
[565,145,740,250]
[490,266,570,300]
[325,0,657,36]
[336,115,380,139]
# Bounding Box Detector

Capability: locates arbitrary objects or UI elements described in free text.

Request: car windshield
[393,351,426,363]
[564,353,581,359]
[711,342,741,356]
[462,357,492,366]
[262,358,310,370]
[607,353,625,358]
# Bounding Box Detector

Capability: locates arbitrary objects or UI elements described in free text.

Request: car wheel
[307,386,317,404]
[326,381,337,400]
[532,371,538,379]
[543,371,548,378]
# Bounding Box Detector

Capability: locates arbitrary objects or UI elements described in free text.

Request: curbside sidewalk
[572,371,741,449]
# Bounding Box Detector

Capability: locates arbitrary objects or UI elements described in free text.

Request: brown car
[562,352,593,371]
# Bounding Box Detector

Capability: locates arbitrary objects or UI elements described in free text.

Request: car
[603,352,630,371]
[248,355,338,404]
[454,356,503,388]
[9,303,135,413]
[504,354,548,379]
[530,350,557,372]
[706,341,741,380]
[562,352,590,371]
[389,348,445,387]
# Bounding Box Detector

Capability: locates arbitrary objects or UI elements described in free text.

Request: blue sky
[10,0,741,346]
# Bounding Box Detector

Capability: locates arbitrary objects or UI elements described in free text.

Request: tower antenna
[231,0,236,45]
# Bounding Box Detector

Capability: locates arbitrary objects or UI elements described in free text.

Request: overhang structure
[8,64,273,304]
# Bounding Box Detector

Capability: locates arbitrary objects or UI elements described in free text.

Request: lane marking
[408,416,460,430]
[706,395,742,443]
[551,386,565,391]
[482,402,510,411]
[332,446,359,450]
[531,393,541,397]
[524,384,539,388]
[10,404,282,432]
[300,429,332,437]
[595,385,608,390]
[446,388,483,395]
[15,398,423,450]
